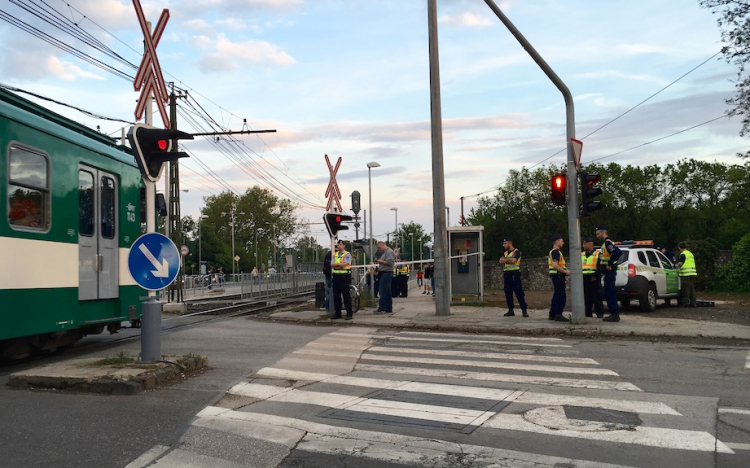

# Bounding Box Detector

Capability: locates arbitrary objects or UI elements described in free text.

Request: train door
[78,166,119,300]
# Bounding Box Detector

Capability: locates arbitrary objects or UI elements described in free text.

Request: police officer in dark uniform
[596,226,622,322]
[499,236,528,317]
[548,235,570,322]
[581,237,604,318]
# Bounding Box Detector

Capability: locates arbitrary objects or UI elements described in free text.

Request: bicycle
[348,273,367,314]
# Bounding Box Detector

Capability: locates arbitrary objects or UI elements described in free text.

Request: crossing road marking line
[398,330,566,342]
[248,370,673,414]
[367,345,599,365]
[387,336,572,348]
[356,363,642,391]
[745,351,750,369]
[483,413,733,453]
[360,353,618,376]
[719,407,750,415]
[725,442,750,450]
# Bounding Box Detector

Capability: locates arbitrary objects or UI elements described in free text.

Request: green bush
[712,234,750,292]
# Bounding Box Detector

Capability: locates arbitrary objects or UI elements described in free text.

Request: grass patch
[93,351,137,366]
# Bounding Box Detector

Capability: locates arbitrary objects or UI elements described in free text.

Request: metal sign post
[131,0,173,361]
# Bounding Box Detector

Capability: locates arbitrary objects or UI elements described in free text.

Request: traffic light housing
[579,171,604,216]
[550,173,566,206]
[351,191,361,214]
[127,124,194,183]
[324,212,353,237]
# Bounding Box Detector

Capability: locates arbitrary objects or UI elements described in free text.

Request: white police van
[613,241,680,312]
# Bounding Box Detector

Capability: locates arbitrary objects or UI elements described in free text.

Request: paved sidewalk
[263,287,750,342]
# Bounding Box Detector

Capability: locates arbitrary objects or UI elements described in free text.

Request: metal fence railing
[181,272,324,301]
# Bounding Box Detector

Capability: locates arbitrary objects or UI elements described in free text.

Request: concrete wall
[484,258,552,291]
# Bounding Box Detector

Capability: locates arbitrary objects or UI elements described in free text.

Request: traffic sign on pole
[324,154,343,212]
[128,232,180,291]
[571,138,583,171]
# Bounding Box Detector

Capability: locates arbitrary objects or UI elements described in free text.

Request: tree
[395,221,431,261]
[199,187,299,272]
[700,0,750,153]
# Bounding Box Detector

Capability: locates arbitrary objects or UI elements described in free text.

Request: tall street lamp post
[198,215,208,275]
[390,207,398,251]
[221,208,244,278]
[409,232,414,261]
[367,162,380,302]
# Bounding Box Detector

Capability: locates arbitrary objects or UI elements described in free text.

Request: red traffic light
[550,173,566,206]
[157,139,168,151]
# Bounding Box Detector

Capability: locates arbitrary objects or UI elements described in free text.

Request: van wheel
[639,285,657,312]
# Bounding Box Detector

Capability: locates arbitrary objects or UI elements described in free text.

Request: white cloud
[215,34,296,65]
[619,43,668,55]
[47,57,106,81]
[439,12,492,27]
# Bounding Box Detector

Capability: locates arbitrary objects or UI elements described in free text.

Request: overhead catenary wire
[463,50,727,200]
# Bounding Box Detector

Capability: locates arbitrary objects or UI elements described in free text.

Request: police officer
[398,261,410,297]
[499,236,528,317]
[331,239,353,320]
[676,242,697,307]
[548,235,570,322]
[581,237,604,318]
[596,226,622,322]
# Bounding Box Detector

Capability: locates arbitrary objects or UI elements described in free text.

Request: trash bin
[315,282,325,308]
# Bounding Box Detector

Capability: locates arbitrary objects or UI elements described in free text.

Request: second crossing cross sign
[324,154,343,212]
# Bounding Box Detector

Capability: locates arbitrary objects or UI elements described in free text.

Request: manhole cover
[524,406,640,432]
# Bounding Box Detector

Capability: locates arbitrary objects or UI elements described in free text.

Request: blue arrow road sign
[128,232,180,291]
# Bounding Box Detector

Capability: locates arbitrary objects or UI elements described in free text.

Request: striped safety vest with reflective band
[679,250,697,277]
[600,238,613,263]
[504,249,521,271]
[581,251,599,275]
[333,250,351,274]
[548,249,566,275]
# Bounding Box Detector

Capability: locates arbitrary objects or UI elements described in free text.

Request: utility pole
[168,84,183,303]
[427,0,450,316]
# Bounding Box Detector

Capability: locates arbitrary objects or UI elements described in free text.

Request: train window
[7,145,49,231]
[78,170,95,236]
[100,176,116,239]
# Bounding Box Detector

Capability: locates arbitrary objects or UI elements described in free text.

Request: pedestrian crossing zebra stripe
[359,353,618,376]
[483,412,733,453]
[366,345,599,365]
[386,335,572,348]
[246,368,674,415]
[355,363,642,391]
[398,330,566,342]
[746,350,750,369]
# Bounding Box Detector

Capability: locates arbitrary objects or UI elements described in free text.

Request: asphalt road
[0,318,331,468]
[2,318,749,468]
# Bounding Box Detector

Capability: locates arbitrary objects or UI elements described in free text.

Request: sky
[0,0,746,247]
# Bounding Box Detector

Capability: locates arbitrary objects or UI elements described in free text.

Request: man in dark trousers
[581,237,604,318]
[676,242,697,307]
[548,235,570,322]
[596,226,623,322]
[499,236,528,317]
[330,240,353,320]
[375,241,395,314]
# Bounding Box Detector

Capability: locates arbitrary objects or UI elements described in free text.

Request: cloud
[195,33,296,73]
[178,0,304,16]
[47,57,106,81]
[618,43,668,55]
[439,12,492,27]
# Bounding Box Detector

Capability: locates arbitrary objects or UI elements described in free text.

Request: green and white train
[0,87,143,358]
